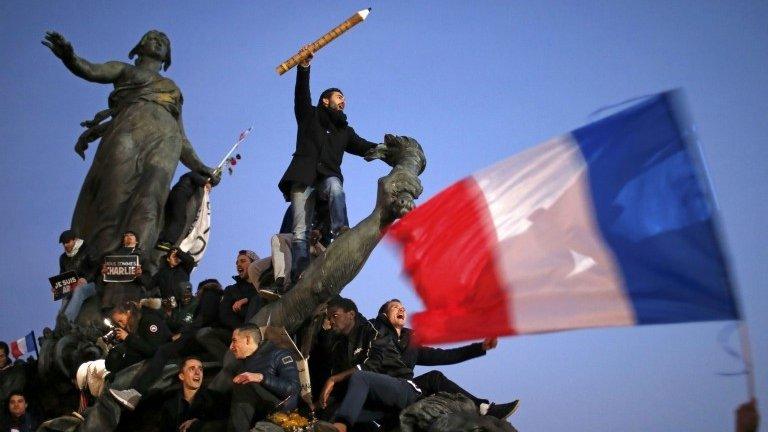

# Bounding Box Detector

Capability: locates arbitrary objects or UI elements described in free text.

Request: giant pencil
[276,8,371,75]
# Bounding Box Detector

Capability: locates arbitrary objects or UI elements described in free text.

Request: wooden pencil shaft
[276,9,370,75]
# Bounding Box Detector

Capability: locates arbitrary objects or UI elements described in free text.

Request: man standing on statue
[278,46,385,283]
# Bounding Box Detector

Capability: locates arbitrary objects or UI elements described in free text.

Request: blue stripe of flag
[572,92,739,324]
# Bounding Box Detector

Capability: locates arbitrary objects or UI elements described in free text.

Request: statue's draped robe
[72,72,185,261]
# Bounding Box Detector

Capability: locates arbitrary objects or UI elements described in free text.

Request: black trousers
[413,370,488,406]
[130,332,200,394]
[227,383,281,432]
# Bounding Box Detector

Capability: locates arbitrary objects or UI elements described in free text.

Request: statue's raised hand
[373,135,426,223]
[376,167,423,223]
[42,31,74,60]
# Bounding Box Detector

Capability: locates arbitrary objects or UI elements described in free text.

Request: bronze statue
[42,30,219,266]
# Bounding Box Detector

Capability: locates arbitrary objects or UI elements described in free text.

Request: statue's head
[129,30,172,71]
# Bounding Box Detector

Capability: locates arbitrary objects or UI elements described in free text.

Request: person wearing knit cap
[56,229,98,325]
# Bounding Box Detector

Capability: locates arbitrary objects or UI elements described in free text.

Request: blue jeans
[334,370,420,426]
[289,176,348,280]
[63,282,97,323]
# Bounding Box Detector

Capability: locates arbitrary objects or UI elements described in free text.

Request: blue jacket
[238,343,300,410]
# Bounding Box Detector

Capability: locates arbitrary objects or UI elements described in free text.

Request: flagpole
[32,331,39,355]
[737,321,756,400]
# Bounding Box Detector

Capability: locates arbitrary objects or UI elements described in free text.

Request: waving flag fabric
[10,332,37,359]
[389,92,739,345]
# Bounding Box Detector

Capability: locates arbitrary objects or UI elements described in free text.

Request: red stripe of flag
[388,178,515,344]
[10,340,23,358]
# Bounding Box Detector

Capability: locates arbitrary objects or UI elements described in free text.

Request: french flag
[10,331,37,359]
[389,92,740,345]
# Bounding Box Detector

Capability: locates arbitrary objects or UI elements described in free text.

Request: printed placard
[103,255,139,283]
[49,271,78,301]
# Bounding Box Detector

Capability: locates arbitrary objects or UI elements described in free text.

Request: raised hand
[299,44,314,68]
[42,31,74,60]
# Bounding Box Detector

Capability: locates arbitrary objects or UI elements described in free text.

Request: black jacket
[124,308,172,358]
[160,388,223,432]
[105,308,171,372]
[219,276,258,330]
[238,343,300,409]
[59,240,98,282]
[185,284,224,332]
[363,316,486,380]
[171,171,208,198]
[277,65,377,200]
[151,249,195,299]
[329,313,379,374]
[0,412,38,432]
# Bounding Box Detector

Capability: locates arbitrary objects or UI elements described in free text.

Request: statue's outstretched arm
[253,135,426,332]
[42,31,125,84]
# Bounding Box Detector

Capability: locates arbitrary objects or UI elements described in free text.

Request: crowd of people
[1,47,759,432]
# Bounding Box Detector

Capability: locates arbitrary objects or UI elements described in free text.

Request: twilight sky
[0,2,766,431]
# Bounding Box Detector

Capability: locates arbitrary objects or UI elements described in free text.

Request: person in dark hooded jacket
[150,247,196,325]
[157,171,211,251]
[195,251,261,360]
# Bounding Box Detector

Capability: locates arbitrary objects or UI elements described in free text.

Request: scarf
[66,238,84,257]
[320,105,348,129]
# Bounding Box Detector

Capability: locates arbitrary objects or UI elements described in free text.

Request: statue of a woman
[43,30,219,263]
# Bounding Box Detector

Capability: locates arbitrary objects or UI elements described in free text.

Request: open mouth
[396,313,405,320]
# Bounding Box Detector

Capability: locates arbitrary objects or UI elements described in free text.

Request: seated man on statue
[375,299,519,419]
[196,250,263,360]
[228,324,300,431]
[97,231,152,311]
[55,229,99,328]
[104,302,171,376]
[148,247,196,322]
[250,227,327,301]
[313,297,379,421]
[160,356,226,432]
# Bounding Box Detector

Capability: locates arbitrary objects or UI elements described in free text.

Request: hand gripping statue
[42,30,220,266]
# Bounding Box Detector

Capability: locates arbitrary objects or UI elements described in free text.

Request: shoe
[486,399,520,420]
[258,288,281,301]
[109,388,142,410]
[155,241,173,252]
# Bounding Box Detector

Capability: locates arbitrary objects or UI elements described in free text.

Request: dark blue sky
[1,2,766,430]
